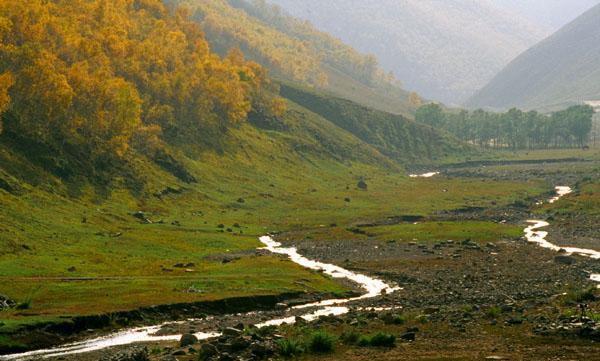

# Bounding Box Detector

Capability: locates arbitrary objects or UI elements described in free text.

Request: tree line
[416,103,595,149]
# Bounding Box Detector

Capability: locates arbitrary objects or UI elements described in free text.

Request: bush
[357,336,371,347]
[277,339,303,357]
[381,312,406,325]
[357,333,396,348]
[340,330,360,345]
[486,306,502,319]
[369,333,396,347]
[15,300,31,310]
[564,287,597,305]
[308,331,335,353]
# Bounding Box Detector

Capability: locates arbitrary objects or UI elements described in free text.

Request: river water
[524,186,600,287]
[3,185,598,360]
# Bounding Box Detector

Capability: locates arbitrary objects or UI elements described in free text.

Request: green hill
[466,4,600,111]
[279,83,471,164]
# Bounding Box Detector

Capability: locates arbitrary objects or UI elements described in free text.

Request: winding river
[2,185,598,360]
[524,186,600,287]
[1,237,400,360]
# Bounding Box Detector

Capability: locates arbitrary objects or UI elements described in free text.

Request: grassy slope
[0,97,548,347]
[280,83,472,165]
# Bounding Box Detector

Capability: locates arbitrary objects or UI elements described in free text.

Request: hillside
[466,4,600,111]
[280,83,470,164]
[167,0,417,116]
[267,0,549,105]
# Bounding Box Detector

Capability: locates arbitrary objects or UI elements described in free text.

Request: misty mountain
[499,0,600,30]
[267,0,549,105]
[466,4,600,111]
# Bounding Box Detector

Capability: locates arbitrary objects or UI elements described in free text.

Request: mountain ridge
[466,4,600,111]
[266,0,549,105]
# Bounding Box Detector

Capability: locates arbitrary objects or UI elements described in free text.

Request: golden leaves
[0,0,277,157]
[0,72,14,134]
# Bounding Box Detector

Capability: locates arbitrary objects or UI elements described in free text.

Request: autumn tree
[0,72,13,134]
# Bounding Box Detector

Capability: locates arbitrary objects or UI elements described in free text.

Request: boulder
[357,179,368,190]
[400,331,416,341]
[199,343,218,359]
[179,333,198,347]
[554,255,576,265]
[0,294,15,310]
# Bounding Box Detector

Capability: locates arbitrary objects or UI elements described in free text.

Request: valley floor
[1,148,599,360]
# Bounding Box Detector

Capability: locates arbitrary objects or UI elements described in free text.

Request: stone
[554,255,576,265]
[0,294,15,310]
[357,179,368,190]
[179,333,198,347]
[199,343,218,359]
[400,332,416,341]
[222,327,243,337]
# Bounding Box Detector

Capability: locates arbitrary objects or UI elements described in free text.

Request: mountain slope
[499,0,599,30]
[167,0,417,116]
[467,4,600,111]
[267,0,549,105]
[280,83,470,163]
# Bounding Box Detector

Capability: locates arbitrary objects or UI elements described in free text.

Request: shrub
[308,331,335,353]
[486,306,502,319]
[340,330,360,345]
[382,312,406,325]
[15,300,31,310]
[564,287,597,305]
[357,336,371,347]
[369,333,396,347]
[277,338,303,357]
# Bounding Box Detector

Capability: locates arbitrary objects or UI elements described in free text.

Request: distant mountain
[499,0,600,30]
[467,4,600,111]
[267,0,549,105]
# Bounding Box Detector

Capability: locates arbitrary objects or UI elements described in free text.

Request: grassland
[0,116,550,349]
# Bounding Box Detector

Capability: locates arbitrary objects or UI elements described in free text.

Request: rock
[506,317,524,325]
[357,179,368,190]
[199,343,218,359]
[400,332,416,341]
[132,211,152,224]
[424,306,440,314]
[554,255,576,265]
[249,341,272,357]
[222,327,243,337]
[230,335,252,351]
[179,333,198,347]
[0,294,15,310]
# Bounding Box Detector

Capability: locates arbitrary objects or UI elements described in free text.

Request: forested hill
[267,0,549,106]
[466,4,600,112]
[166,0,417,116]
[0,0,470,198]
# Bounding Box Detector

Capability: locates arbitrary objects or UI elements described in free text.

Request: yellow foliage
[0,0,277,157]
[0,72,14,134]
